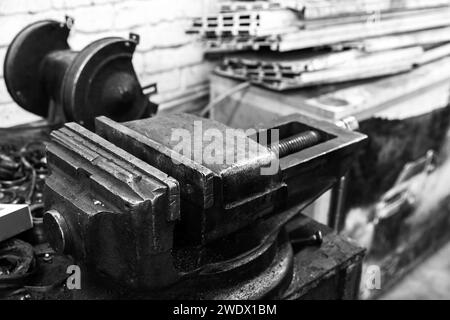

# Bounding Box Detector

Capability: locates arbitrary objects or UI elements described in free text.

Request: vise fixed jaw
[44,123,180,289]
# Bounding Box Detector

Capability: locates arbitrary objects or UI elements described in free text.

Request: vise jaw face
[44,123,180,290]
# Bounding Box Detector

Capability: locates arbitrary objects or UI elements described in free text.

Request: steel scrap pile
[188,0,450,90]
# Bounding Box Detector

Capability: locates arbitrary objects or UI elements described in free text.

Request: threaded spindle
[270,130,321,157]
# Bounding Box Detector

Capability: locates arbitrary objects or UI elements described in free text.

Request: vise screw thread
[271,130,322,158]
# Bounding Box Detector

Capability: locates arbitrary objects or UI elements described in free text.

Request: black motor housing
[3,17,157,129]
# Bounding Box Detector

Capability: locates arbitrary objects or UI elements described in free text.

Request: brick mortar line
[0,42,199,53]
[93,17,193,33]
[0,7,196,26]
[0,4,93,17]
[0,0,139,15]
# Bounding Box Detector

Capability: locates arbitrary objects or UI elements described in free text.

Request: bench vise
[42,113,366,299]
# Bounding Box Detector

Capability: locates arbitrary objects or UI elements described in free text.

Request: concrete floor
[381,242,450,300]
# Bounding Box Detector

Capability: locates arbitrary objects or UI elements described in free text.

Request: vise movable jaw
[95,113,287,244]
[43,113,366,298]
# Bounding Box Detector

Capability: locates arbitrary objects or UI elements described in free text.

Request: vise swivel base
[42,113,366,299]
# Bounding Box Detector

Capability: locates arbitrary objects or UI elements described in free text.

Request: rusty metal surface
[69,228,293,300]
[31,212,365,300]
[283,214,365,300]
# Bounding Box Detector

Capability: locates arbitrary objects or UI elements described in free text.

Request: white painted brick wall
[0,0,220,126]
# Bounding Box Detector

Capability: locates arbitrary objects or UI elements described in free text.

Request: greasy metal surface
[151,229,294,300]
[56,228,292,300]
[273,130,322,158]
[36,212,365,300]
[283,214,365,300]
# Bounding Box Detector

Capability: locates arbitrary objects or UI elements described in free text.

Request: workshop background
[0,0,217,127]
[1,0,450,300]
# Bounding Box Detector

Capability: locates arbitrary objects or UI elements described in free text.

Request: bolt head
[313,230,323,245]
[43,252,53,263]
[20,293,32,300]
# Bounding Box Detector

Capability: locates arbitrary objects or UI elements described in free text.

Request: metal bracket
[64,15,74,29]
[335,116,359,131]
[142,82,158,96]
[129,33,140,45]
